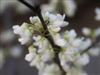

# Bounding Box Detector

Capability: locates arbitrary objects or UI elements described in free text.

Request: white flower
[29,16,43,32]
[79,39,92,50]
[71,38,83,48]
[41,0,58,13]
[39,63,62,75]
[59,52,70,72]
[41,0,77,17]
[33,35,54,62]
[64,30,85,49]
[64,29,92,51]
[82,28,91,36]
[25,46,42,68]
[25,53,36,62]
[29,55,40,67]
[59,50,79,72]
[33,35,42,42]
[64,29,77,40]
[59,46,80,62]
[41,50,54,62]
[43,12,69,47]
[95,8,100,21]
[48,25,61,32]
[89,47,100,56]
[29,16,40,24]
[13,23,32,45]
[25,46,37,62]
[33,35,43,50]
[94,28,100,37]
[25,35,54,69]
[44,12,69,28]
[64,0,77,17]
[75,54,90,66]
[54,34,66,47]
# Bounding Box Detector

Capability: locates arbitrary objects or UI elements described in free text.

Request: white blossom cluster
[82,27,100,38]
[95,8,100,21]
[13,12,99,75]
[82,27,100,56]
[41,0,77,17]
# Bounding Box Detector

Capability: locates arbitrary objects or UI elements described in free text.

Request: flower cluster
[82,27,100,38]
[82,27,100,56]
[41,0,77,17]
[95,8,100,21]
[13,12,99,75]
[25,36,54,69]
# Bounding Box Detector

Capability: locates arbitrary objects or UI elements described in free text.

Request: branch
[18,0,37,13]
[18,0,54,46]
[18,0,66,75]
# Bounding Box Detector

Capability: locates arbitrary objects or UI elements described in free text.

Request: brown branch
[18,0,66,75]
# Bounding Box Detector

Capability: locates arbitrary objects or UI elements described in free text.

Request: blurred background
[0,0,100,75]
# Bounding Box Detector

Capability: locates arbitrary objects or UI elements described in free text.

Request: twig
[18,0,54,46]
[18,0,66,75]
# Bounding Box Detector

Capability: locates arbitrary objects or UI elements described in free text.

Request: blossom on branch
[13,11,100,75]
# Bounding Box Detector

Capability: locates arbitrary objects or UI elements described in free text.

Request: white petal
[25,53,35,62]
